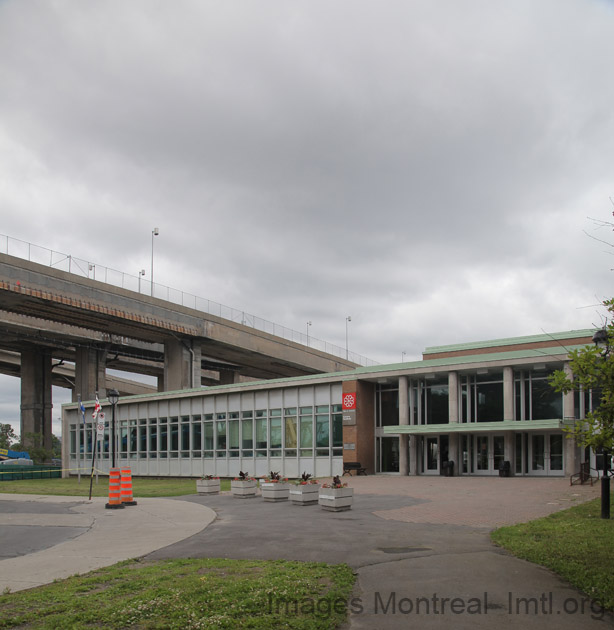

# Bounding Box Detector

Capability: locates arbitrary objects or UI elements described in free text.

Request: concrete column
[503,366,514,421]
[448,372,459,475]
[164,338,201,391]
[20,348,53,452]
[408,381,418,475]
[73,347,107,402]
[563,362,580,473]
[218,369,238,385]
[502,367,515,475]
[398,376,409,476]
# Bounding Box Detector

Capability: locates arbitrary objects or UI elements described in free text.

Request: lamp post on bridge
[345,316,351,360]
[151,227,159,296]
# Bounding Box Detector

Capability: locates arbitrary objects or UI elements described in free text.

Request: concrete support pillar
[218,369,238,385]
[20,348,53,452]
[503,367,515,474]
[448,372,459,475]
[563,362,580,473]
[398,376,409,476]
[503,366,514,421]
[164,338,201,391]
[73,347,107,402]
[408,380,418,475]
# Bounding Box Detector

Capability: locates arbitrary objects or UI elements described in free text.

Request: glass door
[493,435,505,472]
[425,437,439,474]
[530,434,546,475]
[476,436,489,472]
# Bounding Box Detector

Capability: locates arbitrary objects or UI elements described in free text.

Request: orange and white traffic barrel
[105,468,125,509]
[120,468,138,506]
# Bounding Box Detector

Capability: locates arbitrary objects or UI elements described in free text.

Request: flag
[78,396,86,425]
[92,394,101,420]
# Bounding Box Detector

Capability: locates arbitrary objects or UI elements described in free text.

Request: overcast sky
[1,0,613,440]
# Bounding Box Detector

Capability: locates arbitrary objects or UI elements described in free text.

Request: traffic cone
[120,468,137,506]
[105,468,125,509]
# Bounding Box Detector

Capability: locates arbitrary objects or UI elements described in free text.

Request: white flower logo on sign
[343,394,355,408]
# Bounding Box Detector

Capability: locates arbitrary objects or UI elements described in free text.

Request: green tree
[549,298,614,455]
[0,423,18,450]
[14,432,53,463]
[549,297,614,518]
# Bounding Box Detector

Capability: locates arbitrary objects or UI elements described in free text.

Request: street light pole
[151,227,159,296]
[306,321,312,345]
[592,328,611,519]
[138,269,145,293]
[108,389,120,469]
[345,316,351,360]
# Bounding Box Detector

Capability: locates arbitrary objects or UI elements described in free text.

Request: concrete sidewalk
[0,494,215,592]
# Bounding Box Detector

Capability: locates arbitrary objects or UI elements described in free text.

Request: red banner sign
[342,392,357,410]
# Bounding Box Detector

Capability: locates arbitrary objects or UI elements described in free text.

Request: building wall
[65,382,344,479]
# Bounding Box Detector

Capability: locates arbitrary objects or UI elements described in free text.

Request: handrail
[0,234,378,367]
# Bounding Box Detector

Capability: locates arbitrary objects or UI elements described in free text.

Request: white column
[398,376,409,476]
[448,372,459,475]
[563,362,580,473]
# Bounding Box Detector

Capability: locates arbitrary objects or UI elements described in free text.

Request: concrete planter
[289,483,320,506]
[261,482,290,502]
[196,478,220,495]
[319,486,353,512]
[231,479,257,498]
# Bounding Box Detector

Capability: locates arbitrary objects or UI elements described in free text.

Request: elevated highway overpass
[0,252,361,449]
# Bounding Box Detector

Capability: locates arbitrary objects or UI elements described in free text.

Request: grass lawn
[0,476,231,497]
[0,558,355,629]
[491,493,614,610]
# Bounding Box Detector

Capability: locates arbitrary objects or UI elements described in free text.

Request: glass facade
[515,370,563,420]
[69,394,343,467]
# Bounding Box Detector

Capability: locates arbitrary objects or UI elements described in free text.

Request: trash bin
[498,460,510,477]
[445,461,454,477]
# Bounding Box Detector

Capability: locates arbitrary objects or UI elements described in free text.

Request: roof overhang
[383,419,572,435]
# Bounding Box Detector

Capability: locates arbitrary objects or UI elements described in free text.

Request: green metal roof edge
[348,343,589,375]
[423,329,595,355]
[383,419,566,434]
[63,335,593,411]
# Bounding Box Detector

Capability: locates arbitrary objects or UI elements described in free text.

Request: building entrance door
[529,433,565,476]
[424,437,439,474]
[473,434,505,475]
[377,436,400,473]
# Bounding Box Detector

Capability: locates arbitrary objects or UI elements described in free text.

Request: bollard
[120,468,138,506]
[105,468,125,509]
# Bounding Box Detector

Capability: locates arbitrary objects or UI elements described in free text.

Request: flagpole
[88,425,98,501]
[77,395,84,485]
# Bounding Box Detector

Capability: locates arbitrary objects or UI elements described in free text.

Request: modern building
[62,329,602,478]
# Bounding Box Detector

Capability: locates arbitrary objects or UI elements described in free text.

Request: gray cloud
[1,0,613,431]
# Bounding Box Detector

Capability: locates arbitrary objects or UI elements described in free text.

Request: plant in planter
[289,472,320,506]
[260,471,290,502]
[231,470,257,498]
[319,475,353,512]
[196,474,221,495]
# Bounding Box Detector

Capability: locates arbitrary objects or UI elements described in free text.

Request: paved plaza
[0,477,610,629]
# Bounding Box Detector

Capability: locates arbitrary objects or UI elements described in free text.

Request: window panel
[316,414,329,448]
[300,416,313,448]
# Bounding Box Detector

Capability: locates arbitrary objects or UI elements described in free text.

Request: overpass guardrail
[0,234,378,367]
